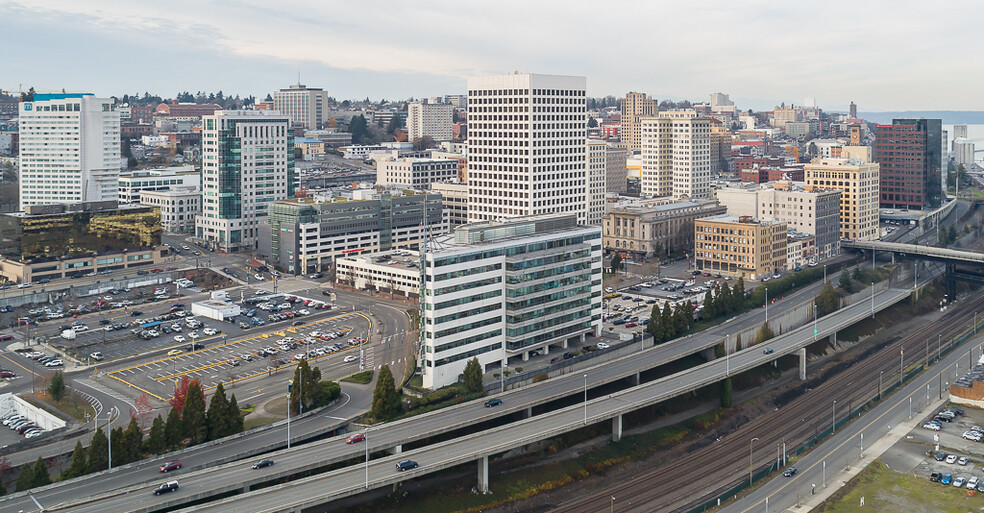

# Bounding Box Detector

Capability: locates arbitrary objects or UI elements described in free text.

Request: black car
[484,399,502,408]
[251,459,274,469]
[931,471,943,482]
[935,451,947,461]
[99,319,111,325]
[37,278,50,284]
[131,311,142,316]
[153,480,179,495]
[322,289,333,296]
[782,467,797,477]
[562,352,575,360]
[137,270,150,276]
[395,459,419,471]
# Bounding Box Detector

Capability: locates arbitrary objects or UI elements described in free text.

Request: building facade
[605,142,628,195]
[640,113,712,199]
[621,92,656,153]
[139,187,201,233]
[466,73,587,224]
[694,215,787,280]
[258,192,444,275]
[586,139,606,225]
[420,214,602,389]
[375,158,458,189]
[196,111,294,252]
[118,166,199,203]
[430,182,469,227]
[18,94,121,210]
[604,199,726,259]
[804,158,879,241]
[273,83,329,129]
[335,250,421,300]
[873,118,942,210]
[407,101,453,142]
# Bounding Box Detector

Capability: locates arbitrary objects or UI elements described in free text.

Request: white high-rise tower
[466,73,587,224]
[640,112,711,199]
[18,94,120,210]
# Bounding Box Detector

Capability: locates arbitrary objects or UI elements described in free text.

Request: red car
[159,460,182,472]
[625,323,638,328]
[0,371,15,378]
[0,334,13,341]
[346,433,366,444]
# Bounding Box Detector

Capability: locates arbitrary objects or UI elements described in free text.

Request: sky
[2,0,982,112]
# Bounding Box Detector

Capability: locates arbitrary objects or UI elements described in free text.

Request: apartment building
[431,182,469,226]
[621,92,656,153]
[694,214,787,280]
[804,158,880,241]
[604,199,726,259]
[640,112,712,199]
[375,158,458,189]
[273,83,330,129]
[139,187,201,233]
[420,214,602,389]
[407,101,453,142]
[18,94,121,210]
[466,73,587,224]
[118,165,200,203]
[196,111,294,252]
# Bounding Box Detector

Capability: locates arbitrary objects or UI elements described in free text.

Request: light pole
[860,432,863,457]
[611,496,615,513]
[879,371,883,400]
[364,426,369,489]
[900,348,904,386]
[823,264,827,283]
[765,287,768,323]
[749,437,759,487]
[832,400,836,434]
[870,282,874,318]
[583,374,588,425]
[101,407,116,470]
[813,301,818,341]
[501,363,507,393]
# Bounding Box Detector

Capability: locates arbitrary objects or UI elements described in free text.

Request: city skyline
[4,0,983,111]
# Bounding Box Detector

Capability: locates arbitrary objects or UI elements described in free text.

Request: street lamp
[583,375,588,425]
[501,363,508,394]
[765,287,768,323]
[900,348,904,386]
[832,400,837,434]
[749,437,759,487]
[364,426,370,489]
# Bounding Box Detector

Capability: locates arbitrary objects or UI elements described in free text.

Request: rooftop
[698,214,785,226]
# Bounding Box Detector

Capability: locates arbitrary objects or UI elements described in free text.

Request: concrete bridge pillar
[389,444,402,455]
[630,372,640,386]
[799,348,807,380]
[829,331,838,349]
[243,484,250,493]
[613,413,623,442]
[478,455,490,493]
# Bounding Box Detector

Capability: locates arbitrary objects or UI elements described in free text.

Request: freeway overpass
[843,239,984,265]
[32,286,914,513]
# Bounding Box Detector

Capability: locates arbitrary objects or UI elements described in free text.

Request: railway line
[556,293,984,513]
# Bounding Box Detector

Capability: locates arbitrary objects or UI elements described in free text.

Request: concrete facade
[804,158,880,242]
[694,214,787,280]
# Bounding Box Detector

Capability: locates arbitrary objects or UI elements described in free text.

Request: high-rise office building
[849,101,857,118]
[196,111,294,252]
[273,83,329,130]
[640,112,712,199]
[466,73,587,224]
[621,92,657,152]
[804,157,879,241]
[605,142,628,195]
[586,139,606,225]
[407,101,453,142]
[873,118,942,210]
[18,94,120,210]
[953,124,969,141]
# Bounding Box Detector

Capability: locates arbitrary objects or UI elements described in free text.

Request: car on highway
[395,459,419,471]
[251,459,274,469]
[763,348,775,355]
[596,342,610,350]
[346,433,366,444]
[167,349,183,357]
[153,480,179,495]
[782,467,797,477]
[159,460,182,472]
[484,398,502,408]
[343,355,358,363]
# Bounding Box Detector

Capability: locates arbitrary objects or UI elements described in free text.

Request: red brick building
[154,101,221,118]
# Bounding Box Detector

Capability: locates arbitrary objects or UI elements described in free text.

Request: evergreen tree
[48,371,65,401]
[610,253,622,274]
[852,266,864,282]
[371,365,400,421]
[348,114,369,144]
[463,358,483,393]
[88,428,109,473]
[661,302,675,338]
[948,224,958,245]
[206,383,230,441]
[182,381,207,444]
[683,300,695,326]
[121,417,143,464]
[673,305,688,334]
[31,457,51,488]
[717,283,732,315]
[735,277,746,306]
[15,460,34,491]
[148,414,165,454]
[62,441,88,480]
[164,408,183,450]
[110,426,125,467]
[838,268,854,292]
[289,360,323,416]
[226,394,244,435]
[588,116,598,128]
[647,308,665,344]
[703,289,716,319]
[816,282,839,316]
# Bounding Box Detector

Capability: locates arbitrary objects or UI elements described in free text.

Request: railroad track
[555,293,984,513]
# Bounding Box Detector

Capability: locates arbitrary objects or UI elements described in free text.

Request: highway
[24,286,911,513]
[844,239,984,264]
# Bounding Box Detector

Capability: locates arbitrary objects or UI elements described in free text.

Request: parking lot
[106,310,373,400]
[602,275,721,337]
[910,405,984,490]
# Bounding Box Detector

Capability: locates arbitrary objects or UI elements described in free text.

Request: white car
[254,274,265,281]
[171,324,182,332]
[298,309,311,315]
[173,335,186,343]
[188,331,199,339]
[969,476,980,489]
[344,355,358,363]
[923,422,941,431]
[953,476,967,488]
[947,454,959,464]
[45,359,63,367]
[203,328,217,336]
[963,431,982,441]
[72,324,88,332]
[596,342,610,350]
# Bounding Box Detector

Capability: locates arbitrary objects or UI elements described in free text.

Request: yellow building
[621,92,656,153]
[804,157,879,241]
[694,214,787,280]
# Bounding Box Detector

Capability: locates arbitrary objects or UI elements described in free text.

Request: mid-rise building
[273,83,330,130]
[118,165,200,204]
[376,158,458,189]
[431,182,469,226]
[873,118,942,209]
[18,94,120,210]
[336,249,422,300]
[258,191,444,275]
[139,187,201,233]
[604,199,726,260]
[605,142,628,195]
[466,73,587,224]
[640,112,712,199]
[716,182,842,260]
[154,101,221,118]
[407,101,453,142]
[420,214,602,389]
[196,111,294,252]
[954,138,975,168]
[804,158,879,241]
[694,214,787,280]
[621,92,657,152]
[0,202,163,284]
[586,139,607,225]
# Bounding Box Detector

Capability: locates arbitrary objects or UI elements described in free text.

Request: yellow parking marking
[107,373,166,401]
[155,359,231,382]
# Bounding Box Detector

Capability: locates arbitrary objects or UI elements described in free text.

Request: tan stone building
[694,214,787,280]
[804,157,880,241]
[621,92,656,153]
[604,199,726,260]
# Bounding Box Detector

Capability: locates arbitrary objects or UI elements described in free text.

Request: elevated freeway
[843,239,984,265]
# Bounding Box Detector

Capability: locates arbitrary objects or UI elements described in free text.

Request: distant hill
[859,111,984,125]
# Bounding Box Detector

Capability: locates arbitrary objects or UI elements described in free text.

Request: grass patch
[812,460,978,513]
[243,417,279,430]
[342,370,374,384]
[26,390,91,422]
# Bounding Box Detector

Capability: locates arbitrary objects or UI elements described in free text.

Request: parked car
[942,473,953,485]
[954,476,967,488]
[167,349,183,357]
[946,454,959,464]
[959,456,970,466]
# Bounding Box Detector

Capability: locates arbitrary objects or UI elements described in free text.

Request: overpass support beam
[524,407,532,419]
[389,444,402,455]
[478,455,490,493]
[829,331,838,349]
[613,413,623,442]
[630,372,640,386]
[799,348,807,380]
